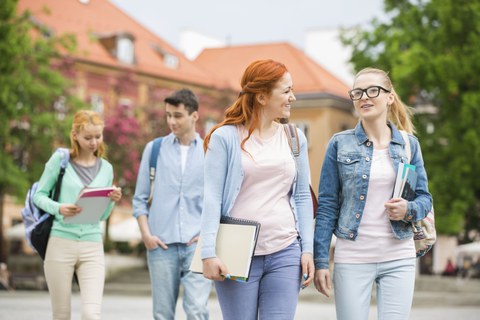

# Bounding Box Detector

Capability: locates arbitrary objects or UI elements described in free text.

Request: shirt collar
[171,132,200,146]
[354,121,405,146]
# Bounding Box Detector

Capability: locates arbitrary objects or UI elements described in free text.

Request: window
[151,44,179,69]
[54,96,67,120]
[96,32,136,65]
[295,122,310,142]
[90,94,104,114]
[117,37,135,65]
[163,53,179,69]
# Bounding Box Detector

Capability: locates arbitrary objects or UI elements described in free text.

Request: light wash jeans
[215,240,302,320]
[333,258,416,320]
[147,243,212,320]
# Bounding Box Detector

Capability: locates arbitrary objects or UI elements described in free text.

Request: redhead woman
[201,59,314,320]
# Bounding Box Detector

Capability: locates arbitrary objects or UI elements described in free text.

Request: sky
[109,0,386,50]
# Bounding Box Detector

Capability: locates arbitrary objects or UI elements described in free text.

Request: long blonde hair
[354,67,415,134]
[70,110,106,158]
[203,59,288,151]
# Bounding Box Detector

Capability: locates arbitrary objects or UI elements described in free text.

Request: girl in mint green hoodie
[34,110,122,320]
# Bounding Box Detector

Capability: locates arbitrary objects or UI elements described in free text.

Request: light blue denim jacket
[201,125,314,259]
[314,122,432,269]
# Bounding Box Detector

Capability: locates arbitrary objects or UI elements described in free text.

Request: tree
[0,0,83,261]
[103,104,145,200]
[343,0,480,238]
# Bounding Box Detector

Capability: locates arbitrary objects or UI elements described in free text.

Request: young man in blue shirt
[133,88,211,320]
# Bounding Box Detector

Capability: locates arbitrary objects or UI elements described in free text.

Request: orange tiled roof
[17,0,228,88]
[195,42,349,98]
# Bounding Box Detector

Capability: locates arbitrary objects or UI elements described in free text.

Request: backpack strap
[52,148,70,201]
[283,123,299,182]
[282,123,318,218]
[283,123,300,158]
[399,130,411,163]
[148,137,163,205]
[57,148,70,169]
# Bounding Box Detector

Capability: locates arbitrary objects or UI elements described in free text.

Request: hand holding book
[63,187,117,224]
[190,216,261,282]
[387,162,418,220]
[385,198,409,221]
[201,257,231,282]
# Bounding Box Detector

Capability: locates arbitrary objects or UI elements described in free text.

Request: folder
[190,216,261,281]
[63,187,115,224]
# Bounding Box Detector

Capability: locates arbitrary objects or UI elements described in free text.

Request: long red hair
[203,59,288,151]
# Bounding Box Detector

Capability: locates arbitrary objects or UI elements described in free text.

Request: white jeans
[333,258,416,320]
[44,237,105,320]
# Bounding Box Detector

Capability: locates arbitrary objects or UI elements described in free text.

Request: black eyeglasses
[348,86,391,101]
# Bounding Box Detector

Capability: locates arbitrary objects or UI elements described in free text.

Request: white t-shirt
[334,147,415,263]
[180,145,189,174]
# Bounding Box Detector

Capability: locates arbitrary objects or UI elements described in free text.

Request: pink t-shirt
[334,148,415,263]
[229,125,298,255]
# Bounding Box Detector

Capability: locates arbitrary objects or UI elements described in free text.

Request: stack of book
[393,162,417,200]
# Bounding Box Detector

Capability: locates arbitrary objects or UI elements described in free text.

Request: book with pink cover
[63,187,115,224]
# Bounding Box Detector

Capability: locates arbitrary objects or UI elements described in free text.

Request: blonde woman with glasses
[313,68,432,320]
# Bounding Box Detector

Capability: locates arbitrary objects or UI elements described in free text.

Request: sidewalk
[103,263,480,307]
[0,290,479,320]
[2,262,480,319]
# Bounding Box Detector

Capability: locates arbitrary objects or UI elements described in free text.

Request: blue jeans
[147,243,212,320]
[215,240,302,320]
[333,258,416,320]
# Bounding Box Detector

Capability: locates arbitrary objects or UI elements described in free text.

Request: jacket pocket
[337,154,361,180]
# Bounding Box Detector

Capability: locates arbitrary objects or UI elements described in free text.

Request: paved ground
[2,263,480,319]
[0,290,479,320]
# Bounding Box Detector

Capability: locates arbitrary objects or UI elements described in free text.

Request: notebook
[190,216,261,281]
[63,187,115,224]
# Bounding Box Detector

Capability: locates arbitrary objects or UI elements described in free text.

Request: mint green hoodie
[33,150,115,242]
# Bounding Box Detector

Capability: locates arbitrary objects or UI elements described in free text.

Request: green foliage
[0,0,83,197]
[343,0,480,237]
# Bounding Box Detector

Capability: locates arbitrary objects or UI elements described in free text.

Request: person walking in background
[34,110,122,319]
[132,89,211,320]
[313,67,433,320]
[200,59,314,320]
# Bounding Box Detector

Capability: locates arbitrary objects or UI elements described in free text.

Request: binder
[63,187,115,224]
[190,216,261,281]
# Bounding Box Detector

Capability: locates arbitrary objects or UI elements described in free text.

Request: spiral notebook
[190,217,261,281]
